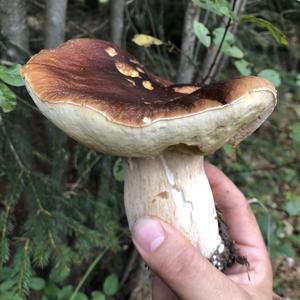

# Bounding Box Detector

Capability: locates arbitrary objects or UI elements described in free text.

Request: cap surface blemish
[143,80,154,90]
[115,61,139,77]
[173,86,200,94]
[105,47,117,57]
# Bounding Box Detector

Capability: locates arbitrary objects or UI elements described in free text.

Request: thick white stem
[124,151,222,258]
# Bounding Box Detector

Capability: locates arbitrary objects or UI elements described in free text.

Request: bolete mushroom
[21,39,277,268]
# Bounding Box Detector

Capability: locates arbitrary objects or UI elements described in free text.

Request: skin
[132,162,273,300]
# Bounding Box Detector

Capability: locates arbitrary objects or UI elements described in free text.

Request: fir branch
[1,115,51,216]
[13,239,32,296]
[0,172,24,266]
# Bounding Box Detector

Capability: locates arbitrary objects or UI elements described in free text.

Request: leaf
[193,21,211,48]
[290,122,300,153]
[234,59,251,76]
[49,264,70,283]
[0,267,13,281]
[222,45,244,58]
[92,291,106,300]
[113,158,124,182]
[29,277,45,291]
[57,285,73,299]
[223,144,236,160]
[0,83,17,112]
[242,16,288,46]
[258,69,281,87]
[192,0,235,19]
[285,194,300,216]
[74,293,88,300]
[103,273,119,296]
[0,64,24,87]
[44,282,60,298]
[213,27,235,46]
[213,28,243,58]
[277,242,295,258]
[285,199,300,216]
[132,34,163,48]
[0,280,15,292]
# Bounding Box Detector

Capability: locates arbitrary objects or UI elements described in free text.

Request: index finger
[204,162,266,250]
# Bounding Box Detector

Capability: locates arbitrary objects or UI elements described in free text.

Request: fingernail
[133,217,165,252]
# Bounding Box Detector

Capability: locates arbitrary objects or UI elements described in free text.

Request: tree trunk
[45,0,68,48]
[176,1,200,83]
[110,0,126,46]
[196,0,247,84]
[0,0,29,61]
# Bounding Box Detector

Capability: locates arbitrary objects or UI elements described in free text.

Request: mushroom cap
[21,39,277,157]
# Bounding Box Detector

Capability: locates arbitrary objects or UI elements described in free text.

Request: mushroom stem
[123,150,222,258]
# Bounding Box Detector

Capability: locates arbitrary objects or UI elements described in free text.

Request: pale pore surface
[26,84,275,157]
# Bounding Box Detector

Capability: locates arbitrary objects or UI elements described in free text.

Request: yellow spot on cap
[105,47,117,57]
[173,86,200,94]
[115,61,139,77]
[142,80,154,90]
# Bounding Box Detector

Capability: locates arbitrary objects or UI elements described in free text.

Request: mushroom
[21,39,277,267]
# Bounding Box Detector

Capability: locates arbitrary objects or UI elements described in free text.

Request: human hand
[132,162,272,300]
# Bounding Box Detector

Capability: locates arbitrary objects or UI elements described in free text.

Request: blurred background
[0,0,299,299]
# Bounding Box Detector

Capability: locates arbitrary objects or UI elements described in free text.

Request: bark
[0,0,29,61]
[45,0,68,48]
[176,1,200,83]
[110,0,126,46]
[196,0,247,84]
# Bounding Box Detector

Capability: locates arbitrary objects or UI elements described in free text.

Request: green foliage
[193,21,211,48]
[213,27,244,58]
[242,16,288,46]
[0,83,17,112]
[0,65,24,87]
[112,158,124,182]
[290,122,300,153]
[92,291,106,300]
[258,69,281,87]
[234,59,251,76]
[0,64,23,113]
[285,193,300,216]
[29,277,45,291]
[102,273,119,296]
[192,0,235,19]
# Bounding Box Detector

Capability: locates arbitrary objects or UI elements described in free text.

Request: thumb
[132,217,248,300]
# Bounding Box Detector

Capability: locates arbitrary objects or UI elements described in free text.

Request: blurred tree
[176,1,200,83]
[110,0,125,46]
[0,0,29,61]
[45,0,68,48]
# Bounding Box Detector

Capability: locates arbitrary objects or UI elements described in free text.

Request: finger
[152,276,178,300]
[204,162,272,288]
[132,217,248,300]
[204,162,266,250]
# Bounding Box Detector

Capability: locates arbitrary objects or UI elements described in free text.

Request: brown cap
[21,39,277,157]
